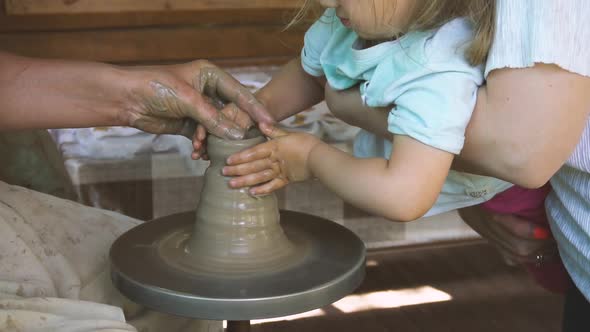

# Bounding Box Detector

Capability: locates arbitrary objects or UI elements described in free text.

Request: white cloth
[0,181,220,332]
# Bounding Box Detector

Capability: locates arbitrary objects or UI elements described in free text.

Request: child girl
[199,0,570,291]
[222,0,511,220]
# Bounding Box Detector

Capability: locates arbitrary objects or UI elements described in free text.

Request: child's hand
[223,123,321,195]
[191,124,209,160]
[191,102,258,160]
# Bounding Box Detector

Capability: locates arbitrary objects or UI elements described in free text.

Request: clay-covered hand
[223,123,321,195]
[120,60,274,140]
[458,205,559,265]
[191,102,256,160]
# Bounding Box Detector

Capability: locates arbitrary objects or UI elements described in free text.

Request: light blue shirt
[301,9,512,216]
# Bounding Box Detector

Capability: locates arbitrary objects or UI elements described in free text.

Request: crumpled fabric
[0,181,220,332]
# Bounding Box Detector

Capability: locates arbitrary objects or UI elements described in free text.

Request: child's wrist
[306,137,325,180]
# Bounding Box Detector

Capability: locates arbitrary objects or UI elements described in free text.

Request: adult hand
[191,102,257,160]
[458,204,559,266]
[120,60,274,140]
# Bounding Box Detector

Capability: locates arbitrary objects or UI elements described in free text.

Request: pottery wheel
[110,210,365,321]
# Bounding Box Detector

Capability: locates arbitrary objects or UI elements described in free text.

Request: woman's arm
[324,65,590,188]
[0,52,272,139]
[0,52,124,130]
[457,64,590,187]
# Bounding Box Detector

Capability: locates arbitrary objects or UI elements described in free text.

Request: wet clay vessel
[110,132,366,321]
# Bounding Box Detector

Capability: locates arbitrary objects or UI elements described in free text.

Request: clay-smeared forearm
[0,52,126,131]
[0,53,269,140]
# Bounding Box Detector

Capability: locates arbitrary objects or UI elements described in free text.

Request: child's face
[317,0,414,40]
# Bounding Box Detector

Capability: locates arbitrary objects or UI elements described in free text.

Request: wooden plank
[0,9,300,32]
[0,25,304,63]
[211,56,292,68]
[5,0,303,15]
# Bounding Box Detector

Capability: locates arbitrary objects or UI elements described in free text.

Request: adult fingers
[183,88,245,140]
[458,206,549,263]
[259,122,289,139]
[199,66,275,124]
[495,242,560,265]
[221,103,254,130]
[492,214,551,240]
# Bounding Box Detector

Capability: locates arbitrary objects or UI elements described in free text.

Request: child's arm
[255,58,326,121]
[325,83,392,140]
[308,135,452,222]
[225,124,452,222]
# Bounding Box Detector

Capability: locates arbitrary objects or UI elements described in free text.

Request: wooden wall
[0,0,306,66]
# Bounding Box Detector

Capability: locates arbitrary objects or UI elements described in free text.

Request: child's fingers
[192,125,207,150]
[191,146,206,160]
[193,151,209,160]
[250,178,289,196]
[223,158,274,177]
[492,214,551,240]
[192,151,203,160]
[228,169,277,189]
[197,124,207,140]
[193,140,204,151]
[226,143,272,165]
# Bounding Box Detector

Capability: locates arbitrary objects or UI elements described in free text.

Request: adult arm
[0,52,273,139]
[323,65,590,188]
[456,64,590,187]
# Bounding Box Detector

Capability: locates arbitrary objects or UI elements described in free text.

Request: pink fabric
[481,184,572,293]
[481,184,551,225]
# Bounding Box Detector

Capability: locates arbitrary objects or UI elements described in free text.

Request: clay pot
[186,133,296,275]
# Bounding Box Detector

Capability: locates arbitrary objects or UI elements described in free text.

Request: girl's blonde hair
[288,0,496,65]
